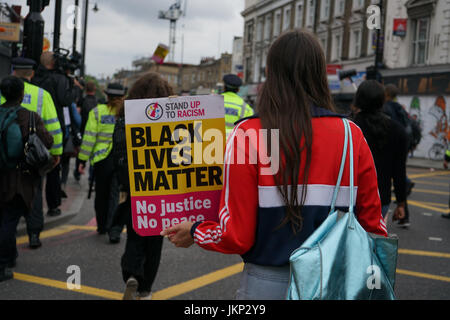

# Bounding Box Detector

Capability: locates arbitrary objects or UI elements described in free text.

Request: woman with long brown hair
[162,30,387,300]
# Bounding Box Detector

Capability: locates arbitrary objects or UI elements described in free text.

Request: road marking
[17,225,80,245]
[399,249,450,258]
[412,188,449,196]
[422,212,433,216]
[428,237,443,242]
[13,272,122,300]
[152,263,244,300]
[407,200,450,214]
[420,201,449,208]
[409,171,450,179]
[397,269,450,283]
[413,180,449,187]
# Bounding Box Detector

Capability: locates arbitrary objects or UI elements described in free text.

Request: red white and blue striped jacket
[191,107,388,267]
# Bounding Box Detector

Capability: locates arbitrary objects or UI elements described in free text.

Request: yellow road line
[17,225,80,245]
[409,171,450,179]
[13,272,122,300]
[420,201,449,208]
[408,200,450,214]
[413,180,449,187]
[397,269,450,283]
[412,188,449,196]
[152,263,244,300]
[399,249,450,259]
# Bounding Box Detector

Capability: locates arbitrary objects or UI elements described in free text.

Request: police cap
[11,57,36,70]
[104,83,127,97]
[223,74,242,89]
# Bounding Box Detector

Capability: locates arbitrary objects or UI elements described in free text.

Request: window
[306,0,316,27]
[319,34,328,55]
[254,53,261,83]
[320,0,330,21]
[295,1,304,27]
[264,14,272,40]
[274,10,282,37]
[256,17,264,42]
[350,29,361,58]
[352,0,364,11]
[335,0,345,17]
[246,22,254,44]
[332,33,343,61]
[411,17,430,65]
[283,6,291,31]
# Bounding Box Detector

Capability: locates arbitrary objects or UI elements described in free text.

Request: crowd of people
[0,29,448,300]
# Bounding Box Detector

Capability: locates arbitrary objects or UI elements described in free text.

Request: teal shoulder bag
[287,118,398,300]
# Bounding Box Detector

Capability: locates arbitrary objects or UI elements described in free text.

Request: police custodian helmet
[223,74,243,89]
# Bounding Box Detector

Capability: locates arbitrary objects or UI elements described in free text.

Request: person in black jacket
[352,80,409,222]
[0,76,53,282]
[32,51,81,217]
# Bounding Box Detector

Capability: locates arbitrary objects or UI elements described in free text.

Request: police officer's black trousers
[120,195,163,293]
[46,165,62,211]
[0,196,27,267]
[27,177,44,236]
[93,154,119,233]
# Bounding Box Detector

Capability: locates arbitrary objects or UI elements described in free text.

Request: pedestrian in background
[32,52,80,218]
[222,74,254,137]
[1,57,63,249]
[384,84,414,228]
[351,80,409,221]
[77,83,124,236]
[113,73,172,300]
[0,76,53,282]
[75,81,98,183]
[161,30,387,300]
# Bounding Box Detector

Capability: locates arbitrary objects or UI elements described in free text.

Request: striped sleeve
[42,91,63,156]
[193,120,259,254]
[78,107,98,161]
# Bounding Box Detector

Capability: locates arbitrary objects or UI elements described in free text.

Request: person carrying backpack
[0,76,53,282]
[384,84,415,228]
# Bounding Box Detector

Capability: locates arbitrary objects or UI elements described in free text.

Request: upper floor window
[264,14,272,40]
[350,28,362,58]
[246,22,254,44]
[273,10,282,37]
[411,17,430,65]
[352,0,364,11]
[283,6,291,31]
[335,0,345,17]
[320,0,330,21]
[306,0,316,27]
[295,1,304,28]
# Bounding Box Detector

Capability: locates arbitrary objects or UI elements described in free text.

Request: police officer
[78,83,125,236]
[0,57,63,249]
[222,74,254,137]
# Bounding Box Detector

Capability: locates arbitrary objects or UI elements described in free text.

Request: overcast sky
[7,0,245,78]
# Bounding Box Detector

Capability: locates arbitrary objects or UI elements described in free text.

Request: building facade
[382,0,450,160]
[241,0,379,96]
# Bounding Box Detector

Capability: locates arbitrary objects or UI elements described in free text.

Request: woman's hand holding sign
[161,221,195,248]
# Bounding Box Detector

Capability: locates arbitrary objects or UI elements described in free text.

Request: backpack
[112,117,130,191]
[409,117,422,151]
[0,107,24,170]
[387,101,421,151]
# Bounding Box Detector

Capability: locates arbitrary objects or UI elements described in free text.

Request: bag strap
[329,118,349,214]
[343,119,355,215]
[28,111,37,135]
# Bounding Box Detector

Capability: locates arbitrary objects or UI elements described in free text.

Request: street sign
[393,19,408,37]
[0,22,20,42]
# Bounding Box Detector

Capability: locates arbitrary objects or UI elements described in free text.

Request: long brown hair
[258,29,335,233]
[117,72,174,117]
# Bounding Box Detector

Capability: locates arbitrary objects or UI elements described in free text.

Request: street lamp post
[23,0,49,63]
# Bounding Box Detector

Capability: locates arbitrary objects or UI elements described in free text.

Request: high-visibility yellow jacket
[78,104,116,165]
[1,80,63,156]
[222,91,254,136]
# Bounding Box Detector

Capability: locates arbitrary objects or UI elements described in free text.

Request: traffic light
[23,0,50,64]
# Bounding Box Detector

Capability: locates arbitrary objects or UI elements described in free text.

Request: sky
[7,0,245,78]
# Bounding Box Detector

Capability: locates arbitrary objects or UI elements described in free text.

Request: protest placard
[124,95,225,236]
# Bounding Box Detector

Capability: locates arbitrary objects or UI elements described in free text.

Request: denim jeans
[381,205,390,218]
[235,263,290,300]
